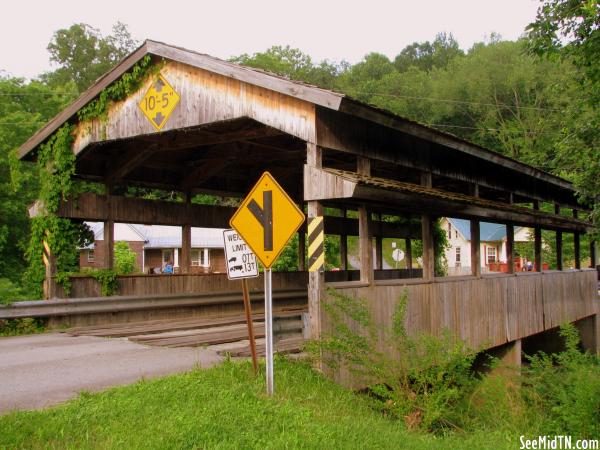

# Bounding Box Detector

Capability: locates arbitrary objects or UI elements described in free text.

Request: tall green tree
[231,45,345,90]
[527,0,600,233]
[43,22,138,93]
[0,77,76,284]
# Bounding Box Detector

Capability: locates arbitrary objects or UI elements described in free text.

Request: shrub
[308,288,478,433]
[522,324,600,438]
[114,241,137,275]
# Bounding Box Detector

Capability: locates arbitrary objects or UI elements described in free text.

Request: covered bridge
[18,41,598,377]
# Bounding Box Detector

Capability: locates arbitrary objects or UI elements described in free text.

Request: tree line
[0,0,597,298]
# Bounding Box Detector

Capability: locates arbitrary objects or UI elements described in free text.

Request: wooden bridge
[16,41,598,383]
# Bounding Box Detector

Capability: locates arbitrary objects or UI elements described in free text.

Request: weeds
[309,288,600,439]
[308,288,479,433]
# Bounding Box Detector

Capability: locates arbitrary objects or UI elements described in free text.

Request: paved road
[0,333,222,414]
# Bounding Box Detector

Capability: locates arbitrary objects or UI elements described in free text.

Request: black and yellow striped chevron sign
[308,217,324,272]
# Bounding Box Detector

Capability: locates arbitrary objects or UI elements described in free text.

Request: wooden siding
[324,270,598,385]
[72,61,316,155]
[48,271,308,299]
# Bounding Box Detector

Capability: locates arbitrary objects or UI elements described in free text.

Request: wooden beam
[421,171,434,280]
[506,224,515,274]
[306,142,323,341]
[573,209,581,270]
[375,235,383,270]
[104,220,114,270]
[180,157,232,189]
[534,227,542,272]
[106,145,160,184]
[359,205,374,283]
[340,209,347,271]
[405,238,413,276]
[52,192,235,228]
[555,204,563,271]
[470,219,481,277]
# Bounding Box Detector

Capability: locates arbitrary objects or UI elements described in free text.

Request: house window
[487,246,497,264]
[191,249,210,267]
[87,249,95,263]
[455,247,461,264]
[447,222,452,240]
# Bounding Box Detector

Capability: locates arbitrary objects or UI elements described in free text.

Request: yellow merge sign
[230,172,305,269]
[139,74,180,131]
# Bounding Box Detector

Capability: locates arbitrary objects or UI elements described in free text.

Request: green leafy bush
[0,318,45,336]
[114,241,137,275]
[523,324,600,438]
[89,269,119,296]
[308,288,478,433]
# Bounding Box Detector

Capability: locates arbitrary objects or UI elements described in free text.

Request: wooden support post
[104,220,114,270]
[421,172,435,280]
[104,186,114,270]
[573,210,581,269]
[340,209,348,271]
[506,224,515,274]
[533,201,541,272]
[306,142,324,341]
[422,217,435,280]
[340,235,347,271]
[554,204,563,271]
[42,235,57,299]
[405,238,413,276]
[470,219,481,277]
[590,239,597,269]
[357,157,374,283]
[359,206,374,284]
[534,227,542,272]
[375,231,383,272]
[181,225,191,274]
[180,192,192,274]
[298,230,306,271]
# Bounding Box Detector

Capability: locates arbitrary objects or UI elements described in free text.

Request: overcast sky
[2,0,540,79]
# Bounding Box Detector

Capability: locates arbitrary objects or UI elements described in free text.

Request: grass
[0,358,515,450]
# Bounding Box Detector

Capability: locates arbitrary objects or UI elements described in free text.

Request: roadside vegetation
[1,330,598,450]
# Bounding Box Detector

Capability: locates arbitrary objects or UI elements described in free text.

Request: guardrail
[0,288,307,321]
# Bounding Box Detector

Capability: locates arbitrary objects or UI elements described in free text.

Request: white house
[440,218,532,275]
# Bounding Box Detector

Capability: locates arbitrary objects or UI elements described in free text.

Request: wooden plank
[307,142,324,341]
[471,220,480,277]
[217,337,304,357]
[506,224,515,274]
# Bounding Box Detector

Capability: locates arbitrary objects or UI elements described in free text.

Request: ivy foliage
[77,55,156,122]
[23,56,158,298]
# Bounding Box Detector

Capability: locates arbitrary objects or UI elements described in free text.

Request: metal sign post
[229,172,305,396]
[264,268,274,395]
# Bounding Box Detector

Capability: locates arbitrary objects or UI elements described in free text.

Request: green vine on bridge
[24,55,158,298]
[77,55,156,122]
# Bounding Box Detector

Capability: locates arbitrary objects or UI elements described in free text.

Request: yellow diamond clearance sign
[139,74,180,131]
[230,172,305,269]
